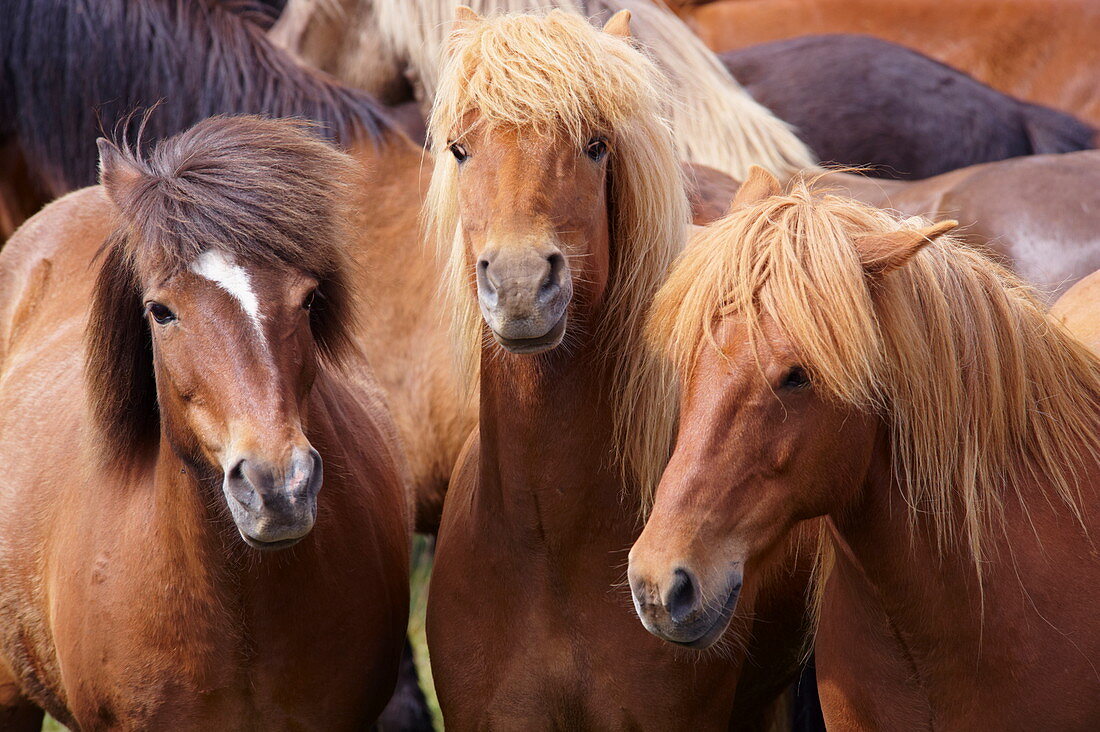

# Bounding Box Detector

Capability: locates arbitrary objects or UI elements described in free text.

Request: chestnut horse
[676,0,1100,128]
[270,0,817,179]
[1054,268,1100,353]
[0,117,410,729]
[630,168,1100,728]
[423,10,811,727]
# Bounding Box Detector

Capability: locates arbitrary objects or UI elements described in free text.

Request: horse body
[723,34,1094,180]
[0,120,410,728]
[679,0,1100,128]
[630,171,1100,727]
[431,357,742,727]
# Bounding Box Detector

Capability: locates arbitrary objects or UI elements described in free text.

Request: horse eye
[782,366,810,390]
[147,302,176,325]
[585,137,608,162]
[449,142,469,163]
[303,289,317,310]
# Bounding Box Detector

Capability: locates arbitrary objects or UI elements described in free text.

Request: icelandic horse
[423,9,811,728]
[0,116,410,729]
[629,167,1100,728]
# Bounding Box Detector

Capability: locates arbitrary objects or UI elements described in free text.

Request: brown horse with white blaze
[424,9,812,728]
[0,117,410,728]
[630,168,1100,728]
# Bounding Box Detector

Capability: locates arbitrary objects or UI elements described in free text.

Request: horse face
[628,316,877,648]
[142,251,323,550]
[451,125,611,354]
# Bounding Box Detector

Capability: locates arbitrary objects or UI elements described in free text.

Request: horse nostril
[666,567,700,624]
[477,257,497,292]
[228,459,246,485]
[540,252,565,296]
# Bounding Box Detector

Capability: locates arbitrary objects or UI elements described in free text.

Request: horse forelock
[424,9,687,509]
[649,179,1100,573]
[371,0,816,178]
[85,116,362,462]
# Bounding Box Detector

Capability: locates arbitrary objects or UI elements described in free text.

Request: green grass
[40,536,441,732]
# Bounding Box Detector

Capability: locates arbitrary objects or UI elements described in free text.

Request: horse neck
[477,335,633,547]
[824,426,1100,680]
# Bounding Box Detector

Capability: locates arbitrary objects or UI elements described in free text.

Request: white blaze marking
[190,250,265,341]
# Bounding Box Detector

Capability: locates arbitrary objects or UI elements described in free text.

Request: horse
[0,0,473,540]
[629,167,1100,728]
[1053,269,1100,353]
[0,116,410,729]
[422,9,812,727]
[690,153,1100,300]
[722,34,1095,179]
[674,0,1100,129]
[269,0,817,180]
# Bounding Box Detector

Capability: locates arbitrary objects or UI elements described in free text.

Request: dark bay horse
[677,0,1100,128]
[630,168,1100,728]
[723,34,1095,179]
[0,116,410,729]
[424,10,812,727]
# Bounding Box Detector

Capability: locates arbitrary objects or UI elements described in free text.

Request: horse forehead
[189,250,262,322]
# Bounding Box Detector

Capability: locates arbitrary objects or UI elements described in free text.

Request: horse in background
[630,168,1100,728]
[1054,269,1100,353]
[423,10,812,726]
[0,116,410,729]
[723,34,1094,179]
[677,0,1100,129]
[269,0,817,180]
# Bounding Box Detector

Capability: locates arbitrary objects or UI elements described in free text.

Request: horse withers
[629,168,1100,727]
[0,116,410,729]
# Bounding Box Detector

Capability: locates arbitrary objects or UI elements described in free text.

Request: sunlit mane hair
[87,115,361,463]
[649,179,1100,569]
[362,0,816,178]
[424,9,683,502]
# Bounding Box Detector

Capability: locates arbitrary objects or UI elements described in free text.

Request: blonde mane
[649,180,1100,568]
[425,9,684,502]
[276,0,817,179]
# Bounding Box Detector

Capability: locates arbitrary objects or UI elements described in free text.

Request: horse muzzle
[628,563,743,649]
[222,446,323,550]
[476,245,572,354]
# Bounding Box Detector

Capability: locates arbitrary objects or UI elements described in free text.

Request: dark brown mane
[0,0,393,197]
[87,115,360,461]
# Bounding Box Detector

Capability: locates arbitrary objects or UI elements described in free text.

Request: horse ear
[856,220,957,277]
[97,138,143,208]
[603,10,632,39]
[453,5,481,30]
[727,165,780,214]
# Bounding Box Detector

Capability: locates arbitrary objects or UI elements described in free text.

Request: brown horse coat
[0,118,410,729]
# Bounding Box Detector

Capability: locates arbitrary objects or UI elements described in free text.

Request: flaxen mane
[0,0,391,196]
[649,180,1100,568]
[425,9,683,500]
[275,0,817,179]
[87,115,359,461]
